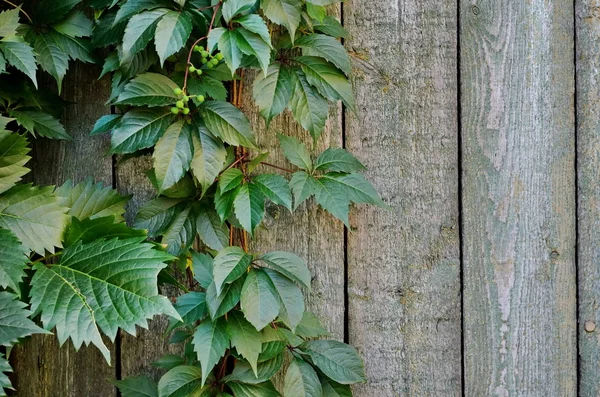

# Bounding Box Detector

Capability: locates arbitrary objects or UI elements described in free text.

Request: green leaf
[0,184,69,255]
[288,70,328,141]
[313,175,350,226]
[111,376,158,397]
[314,148,365,173]
[172,292,207,326]
[214,185,237,222]
[259,251,310,289]
[187,75,228,102]
[228,380,280,397]
[235,14,271,46]
[0,131,30,195]
[224,355,283,384]
[284,358,322,397]
[320,376,352,397]
[30,237,179,362]
[207,26,225,53]
[215,29,243,75]
[192,251,213,289]
[196,206,229,250]
[153,354,186,371]
[241,269,280,331]
[116,73,180,107]
[114,0,170,25]
[34,0,82,24]
[53,11,93,38]
[33,34,69,91]
[157,365,205,397]
[200,101,256,148]
[219,168,244,194]
[278,134,312,171]
[0,291,50,347]
[295,312,329,338]
[289,171,318,209]
[305,0,338,5]
[234,28,271,75]
[0,353,12,395]
[161,202,196,255]
[190,123,226,192]
[63,216,147,247]
[121,8,170,62]
[0,8,19,38]
[261,0,301,41]
[233,183,265,235]
[110,108,174,153]
[153,120,194,192]
[263,269,303,330]
[253,64,294,126]
[10,110,69,139]
[92,10,126,48]
[56,179,129,222]
[213,246,252,294]
[192,317,229,386]
[295,34,351,75]
[134,197,185,237]
[51,31,95,63]
[321,172,385,207]
[299,340,366,384]
[222,0,256,23]
[0,38,37,87]
[226,311,262,375]
[0,228,28,295]
[313,16,347,39]
[206,278,242,319]
[295,56,355,110]
[90,114,122,136]
[154,11,192,66]
[252,174,292,210]
[306,4,326,22]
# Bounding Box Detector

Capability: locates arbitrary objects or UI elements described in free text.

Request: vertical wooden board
[461,1,576,396]
[240,78,346,341]
[343,1,461,395]
[10,63,117,396]
[576,0,600,395]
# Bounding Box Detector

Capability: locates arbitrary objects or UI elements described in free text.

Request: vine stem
[29,252,61,266]
[257,161,295,174]
[182,1,222,92]
[222,152,249,173]
[2,0,32,23]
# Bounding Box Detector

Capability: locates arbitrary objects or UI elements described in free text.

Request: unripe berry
[196,69,203,75]
[201,51,209,58]
[194,45,202,52]
[183,95,189,102]
[176,100,185,109]
[211,58,219,66]
[173,88,183,95]
[189,65,196,72]
[171,107,180,114]
[197,95,205,103]
[216,53,224,61]
[182,108,190,115]
[201,58,208,64]
[206,62,213,68]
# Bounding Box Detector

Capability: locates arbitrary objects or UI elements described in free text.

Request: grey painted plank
[576,1,600,395]
[343,1,461,395]
[460,1,577,396]
[10,62,117,396]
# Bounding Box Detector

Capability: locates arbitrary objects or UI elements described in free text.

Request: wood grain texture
[10,62,117,397]
[576,1,600,395]
[460,1,577,395]
[343,1,461,395]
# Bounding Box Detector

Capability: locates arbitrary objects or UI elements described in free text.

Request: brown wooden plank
[460,1,577,395]
[343,1,461,395]
[576,0,600,395]
[10,62,117,397]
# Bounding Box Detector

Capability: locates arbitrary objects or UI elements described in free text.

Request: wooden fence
[7,0,600,395]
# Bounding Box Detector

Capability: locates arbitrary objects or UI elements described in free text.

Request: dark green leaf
[295,34,351,75]
[252,64,294,126]
[192,251,213,289]
[259,251,310,289]
[284,358,322,397]
[320,172,385,206]
[34,0,82,24]
[111,376,158,397]
[0,38,37,87]
[34,34,69,91]
[0,228,28,296]
[187,75,227,101]
[190,123,227,191]
[0,353,12,395]
[219,168,244,194]
[10,110,69,139]
[206,278,242,319]
[314,148,365,173]
[224,355,283,384]
[200,101,256,148]
[277,134,312,171]
[320,375,352,397]
[213,246,252,294]
[261,0,301,41]
[234,28,271,75]
[228,380,280,397]
[192,317,229,386]
[53,11,93,38]
[121,8,170,62]
[110,108,174,153]
[114,0,170,25]
[154,11,192,66]
[235,14,271,45]
[241,269,280,331]
[288,70,328,141]
[313,16,347,39]
[313,175,350,226]
[116,73,180,107]
[295,56,355,110]
[153,355,186,371]
[289,171,318,209]
[90,114,122,136]
[161,202,196,255]
[233,183,265,235]
[226,311,262,375]
[263,268,303,330]
[157,365,206,397]
[215,28,242,75]
[0,291,50,347]
[172,292,207,326]
[299,340,366,384]
[214,184,237,222]
[196,206,229,250]
[134,197,185,237]
[153,120,194,192]
[63,216,147,247]
[252,174,291,210]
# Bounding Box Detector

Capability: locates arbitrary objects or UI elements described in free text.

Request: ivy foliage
[0,0,385,395]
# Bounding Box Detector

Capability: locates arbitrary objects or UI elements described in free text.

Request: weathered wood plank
[10,62,117,397]
[460,1,577,395]
[343,1,461,395]
[576,0,600,395]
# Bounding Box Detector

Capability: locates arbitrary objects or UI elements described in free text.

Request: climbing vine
[0,0,384,396]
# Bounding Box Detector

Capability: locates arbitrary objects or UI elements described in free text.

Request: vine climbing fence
[7,0,600,396]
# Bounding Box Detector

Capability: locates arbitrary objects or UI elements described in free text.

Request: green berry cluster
[171,88,205,115]
[192,45,223,70]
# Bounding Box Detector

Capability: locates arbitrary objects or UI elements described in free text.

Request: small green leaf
[223,355,283,384]
[56,179,129,222]
[289,171,319,209]
[260,251,310,289]
[90,114,122,136]
[214,185,237,222]
[252,174,292,210]
[114,0,169,25]
[0,8,19,38]
[110,108,173,153]
[34,0,82,24]
[213,246,253,294]
[134,197,185,237]
[34,34,69,91]
[233,183,265,235]
[153,355,185,371]
[253,64,294,126]
[263,268,304,330]
[235,14,272,46]
[206,278,242,319]
[227,311,262,376]
[284,358,322,397]
[172,292,207,327]
[305,0,338,5]
[152,120,193,192]
[295,312,329,338]
[116,73,180,106]
[157,365,205,397]
[219,168,244,194]
[215,28,242,74]
[53,11,93,38]
[295,56,355,110]
[0,38,37,87]
[234,28,271,75]
[192,317,229,386]
[314,148,365,173]
[196,205,229,251]
[192,252,213,289]
[0,228,28,296]
[154,11,192,66]
[320,375,352,397]
[200,101,256,148]
[261,0,301,41]
[190,123,227,192]
[161,202,196,255]
[222,0,256,23]
[0,291,50,347]
[295,34,351,75]
[299,340,366,384]
[111,376,158,397]
[313,16,348,39]
[313,175,350,226]
[306,4,326,22]
[10,110,70,139]
[321,173,385,207]
[0,353,11,395]
[121,8,170,62]
[277,134,312,171]
[288,70,328,141]
[241,269,280,331]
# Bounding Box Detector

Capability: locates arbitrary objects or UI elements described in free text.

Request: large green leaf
[0,228,28,295]
[192,317,229,386]
[134,197,185,237]
[252,174,291,211]
[314,148,365,173]
[227,380,280,397]
[10,110,69,139]
[288,70,328,142]
[63,216,147,247]
[192,252,213,289]
[153,120,193,192]
[219,168,244,194]
[295,34,351,75]
[53,11,93,38]
[206,278,242,320]
[0,184,69,255]
[295,312,329,338]
[51,31,95,63]
[213,246,252,294]
[114,0,170,25]
[0,131,30,195]
[213,28,242,74]
[116,73,179,106]
[278,134,312,171]
[233,183,265,235]
[252,64,294,126]
[160,202,196,255]
[226,311,262,375]
[235,14,271,45]
[112,376,159,397]
[261,0,301,41]
[263,268,303,330]
[320,173,385,207]
[200,101,256,148]
[312,175,350,226]
[56,179,129,222]
[121,8,170,62]
[34,34,69,91]
[289,171,319,209]
[313,16,347,39]
[154,11,192,66]
[259,251,310,289]
[30,237,179,361]
[196,205,229,251]
[190,124,226,192]
[172,292,207,327]
[283,359,322,397]
[234,28,271,75]
[0,38,37,87]
[299,340,366,384]
[110,108,174,153]
[320,375,352,397]
[241,269,280,331]
[0,291,50,347]
[222,0,256,23]
[295,56,354,110]
[157,365,206,397]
